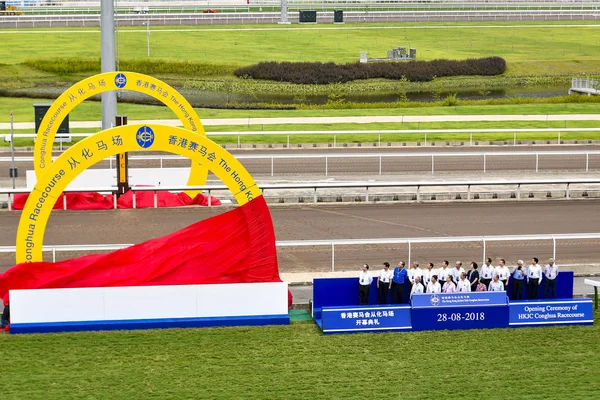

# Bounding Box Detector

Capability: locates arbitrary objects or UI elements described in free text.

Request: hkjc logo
[430,294,440,307]
[114,73,127,89]
[136,126,155,149]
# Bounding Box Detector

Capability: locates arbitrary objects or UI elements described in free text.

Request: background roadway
[2,145,600,180]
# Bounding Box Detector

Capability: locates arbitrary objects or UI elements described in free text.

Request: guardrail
[1,232,599,271]
[2,149,599,176]
[2,9,599,27]
[2,177,600,210]
[5,127,600,149]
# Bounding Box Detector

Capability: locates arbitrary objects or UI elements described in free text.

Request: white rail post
[586,153,589,172]
[63,193,67,210]
[133,190,136,209]
[52,247,56,263]
[109,158,113,169]
[566,183,570,199]
[379,155,382,175]
[424,133,427,146]
[378,133,381,147]
[558,131,561,144]
[331,243,335,272]
[325,156,329,176]
[287,135,290,149]
[160,157,163,169]
[237,135,241,149]
[7,193,11,211]
[313,188,317,204]
[431,155,434,174]
[483,154,487,174]
[153,191,158,209]
[467,184,471,201]
[113,192,117,209]
[271,157,274,177]
[366,187,369,202]
[208,190,212,207]
[333,134,336,148]
[536,153,539,173]
[416,186,420,202]
[514,131,517,145]
[482,238,486,265]
[517,184,521,200]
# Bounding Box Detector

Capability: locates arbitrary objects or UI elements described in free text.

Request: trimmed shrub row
[235,57,506,84]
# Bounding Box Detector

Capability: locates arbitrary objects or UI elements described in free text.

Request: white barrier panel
[26,168,190,190]
[9,282,290,334]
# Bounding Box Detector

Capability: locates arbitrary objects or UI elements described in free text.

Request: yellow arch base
[33,71,209,195]
[17,124,261,264]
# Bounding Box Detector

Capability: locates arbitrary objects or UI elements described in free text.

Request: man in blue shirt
[391,261,408,304]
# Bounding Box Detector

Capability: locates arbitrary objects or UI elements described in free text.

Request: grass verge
[0,314,599,399]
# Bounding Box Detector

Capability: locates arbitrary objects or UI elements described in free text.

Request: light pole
[145,21,150,57]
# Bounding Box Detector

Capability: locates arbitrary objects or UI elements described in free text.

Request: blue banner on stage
[509,299,594,327]
[411,292,508,308]
[321,305,412,334]
[410,292,509,331]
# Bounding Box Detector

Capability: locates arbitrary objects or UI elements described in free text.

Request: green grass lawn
[2,96,600,123]
[1,315,599,399]
[2,22,600,76]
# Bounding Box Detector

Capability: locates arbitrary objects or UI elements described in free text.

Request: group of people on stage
[358,257,559,305]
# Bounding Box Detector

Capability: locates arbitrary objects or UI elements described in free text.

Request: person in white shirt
[451,261,465,283]
[438,260,450,284]
[544,258,559,299]
[358,264,373,305]
[422,262,437,288]
[489,274,505,292]
[410,276,425,298]
[408,261,422,292]
[480,257,495,289]
[494,258,511,289]
[457,272,471,292]
[426,275,442,294]
[377,262,393,304]
[527,257,543,300]
[442,275,456,293]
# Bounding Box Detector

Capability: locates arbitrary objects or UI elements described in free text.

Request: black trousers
[501,280,508,290]
[481,278,492,289]
[1,304,9,326]
[513,279,525,300]
[359,285,370,305]
[528,278,540,299]
[391,282,405,304]
[545,279,557,299]
[378,283,390,304]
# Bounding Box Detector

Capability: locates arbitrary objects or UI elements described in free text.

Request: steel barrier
[2,177,600,210]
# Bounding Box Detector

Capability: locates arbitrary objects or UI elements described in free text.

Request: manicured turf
[1,313,599,399]
[2,96,600,123]
[2,22,600,76]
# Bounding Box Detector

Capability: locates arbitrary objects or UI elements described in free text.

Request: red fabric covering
[12,190,221,210]
[0,196,292,307]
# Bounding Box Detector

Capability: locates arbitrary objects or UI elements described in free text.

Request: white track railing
[5,127,600,149]
[2,150,599,176]
[2,177,600,210]
[1,233,599,271]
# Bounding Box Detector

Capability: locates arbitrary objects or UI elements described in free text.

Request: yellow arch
[17,124,262,264]
[34,71,209,192]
